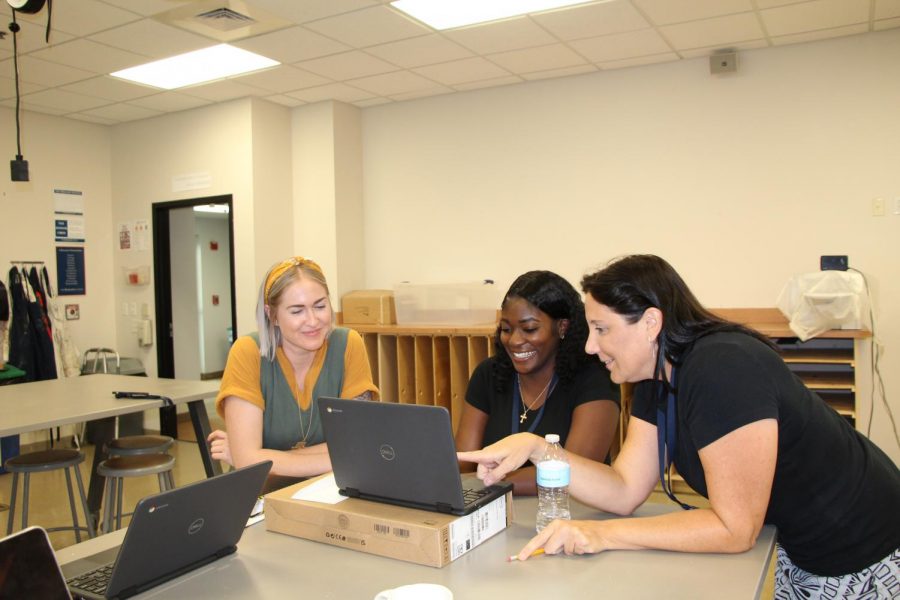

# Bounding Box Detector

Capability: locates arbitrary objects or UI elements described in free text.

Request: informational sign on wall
[56,246,86,295]
[53,188,86,243]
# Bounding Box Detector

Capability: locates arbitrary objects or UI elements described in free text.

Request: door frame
[152,194,236,380]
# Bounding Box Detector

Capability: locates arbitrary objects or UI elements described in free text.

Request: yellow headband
[264,256,324,302]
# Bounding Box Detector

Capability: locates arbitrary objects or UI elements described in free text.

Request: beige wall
[359,29,900,462]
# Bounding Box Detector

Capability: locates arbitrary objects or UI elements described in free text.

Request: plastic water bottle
[535,433,571,533]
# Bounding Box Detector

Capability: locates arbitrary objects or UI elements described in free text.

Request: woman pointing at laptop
[207,257,378,491]
[460,255,900,599]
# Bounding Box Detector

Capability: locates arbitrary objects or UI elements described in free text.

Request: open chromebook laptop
[320,397,512,516]
[61,460,272,600]
[0,526,72,599]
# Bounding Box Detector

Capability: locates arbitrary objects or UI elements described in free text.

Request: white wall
[360,30,900,463]
[197,213,231,374]
[169,207,201,380]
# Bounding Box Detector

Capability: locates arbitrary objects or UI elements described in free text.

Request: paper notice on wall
[134,219,150,251]
[119,222,133,250]
[54,188,85,243]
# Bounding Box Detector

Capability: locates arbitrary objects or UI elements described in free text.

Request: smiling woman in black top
[455,270,620,495]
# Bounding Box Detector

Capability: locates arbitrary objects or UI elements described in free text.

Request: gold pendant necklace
[293,399,315,449]
[518,374,554,424]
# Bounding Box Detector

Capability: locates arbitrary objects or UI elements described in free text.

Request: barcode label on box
[393,527,410,538]
[448,495,507,561]
[374,523,390,535]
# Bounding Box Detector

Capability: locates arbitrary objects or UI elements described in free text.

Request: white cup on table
[374,583,453,600]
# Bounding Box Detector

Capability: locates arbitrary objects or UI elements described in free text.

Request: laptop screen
[0,527,71,600]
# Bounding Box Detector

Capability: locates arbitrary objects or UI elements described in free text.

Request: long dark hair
[580,255,776,388]
[492,270,591,390]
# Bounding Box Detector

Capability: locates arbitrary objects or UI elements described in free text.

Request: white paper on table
[290,473,348,504]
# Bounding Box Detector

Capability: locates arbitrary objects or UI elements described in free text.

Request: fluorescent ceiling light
[193,204,229,214]
[111,44,278,90]
[391,0,598,30]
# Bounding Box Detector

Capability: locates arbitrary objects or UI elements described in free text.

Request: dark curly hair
[492,270,592,391]
[580,255,777,391]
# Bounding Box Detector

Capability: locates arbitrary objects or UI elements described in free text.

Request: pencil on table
[507,548,546,562]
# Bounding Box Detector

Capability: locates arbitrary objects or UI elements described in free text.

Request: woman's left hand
[207,429,233,467]
[515,519,609,561]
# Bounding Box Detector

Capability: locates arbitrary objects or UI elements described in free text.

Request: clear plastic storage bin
[394,281,498,326]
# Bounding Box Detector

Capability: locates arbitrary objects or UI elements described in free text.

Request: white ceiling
[1,0,898,125]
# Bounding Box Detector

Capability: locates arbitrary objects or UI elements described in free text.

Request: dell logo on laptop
[188,518,205,535]
[379,444,396,461]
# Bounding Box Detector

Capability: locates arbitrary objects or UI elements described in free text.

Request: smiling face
[498,296,566,378]
[583,295,660,384]
[268,276,333,355]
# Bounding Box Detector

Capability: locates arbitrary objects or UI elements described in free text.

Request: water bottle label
[536,460,570,487]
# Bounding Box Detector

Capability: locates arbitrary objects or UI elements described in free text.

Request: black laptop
[0,526,72,599]
[319,397,512,516]
[61,460,272,600]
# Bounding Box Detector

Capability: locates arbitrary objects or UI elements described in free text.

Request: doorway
[152,195,237,385]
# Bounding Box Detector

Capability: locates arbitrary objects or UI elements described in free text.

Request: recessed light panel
[391,0,598,30]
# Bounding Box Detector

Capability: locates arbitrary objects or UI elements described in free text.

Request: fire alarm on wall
[210,241,218,251]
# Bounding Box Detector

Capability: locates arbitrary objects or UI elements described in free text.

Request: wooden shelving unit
[349,324,496,433]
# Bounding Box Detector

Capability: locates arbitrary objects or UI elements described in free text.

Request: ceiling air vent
[194,7,256,32]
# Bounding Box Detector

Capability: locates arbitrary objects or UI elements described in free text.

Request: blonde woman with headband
[207,257,378,492]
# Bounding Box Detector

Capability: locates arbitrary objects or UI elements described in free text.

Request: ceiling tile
[632,0,754,26]
[48,0,141,37]
[753,0,816,8]
[304,5,431,48]
[389,85,454,101]
[66,112,119,125]
[353,97,392,108]
[599,52,680,70]
[366,34,474,68]
[298,51,398,80]
[532,1,651,40]
[233,65,331,93]
[772,23,869,46]
[488,43,588,74]
[232,26,351,64]
[5,19,75,54]
[444,17,557,54]
[521,64,597,80]
[264,94,306,107]
[126,92,212,112]
[453,75,523,91]
[412,57,510,86]
[7,56,95,87]
[242,0,380,24]
[0,75,42,99]
[80,102,163,122]
[660,13,763,50]
[30,39,149,74]
[20,87,110,111]
[88,19,214,58]
[0,97,69,114]
[677,38,767,58]
[761,0,870,37]
[348,70,438,95]
[286,82,375,103]
[875,0,900,19]
[570,29,672,63]
[179,79,271,102]
[60,76,157,102]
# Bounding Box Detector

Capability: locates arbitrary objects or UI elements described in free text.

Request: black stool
[97,454,176,533]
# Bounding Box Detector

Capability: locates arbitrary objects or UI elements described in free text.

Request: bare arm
[514,419,778,559]
[219,395,332,477]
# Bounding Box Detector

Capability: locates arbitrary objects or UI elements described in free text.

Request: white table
[0,374,221,521]
[57,496,776,599]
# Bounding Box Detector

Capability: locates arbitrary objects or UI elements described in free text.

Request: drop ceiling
[0,0,897,125]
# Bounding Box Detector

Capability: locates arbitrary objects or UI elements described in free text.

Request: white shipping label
[448,495,507,561]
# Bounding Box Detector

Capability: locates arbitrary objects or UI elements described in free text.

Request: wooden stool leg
[6,472,19,534]
[63,468,82,543]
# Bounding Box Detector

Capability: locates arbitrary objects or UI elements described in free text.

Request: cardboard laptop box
[264,475,512,568]
[341,290,396,325]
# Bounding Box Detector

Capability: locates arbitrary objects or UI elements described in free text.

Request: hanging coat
[7,267,36,381]
[25,267,57,380]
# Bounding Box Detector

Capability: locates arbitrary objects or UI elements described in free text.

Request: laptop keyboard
[67,563,113,596]
[462,486,493,507]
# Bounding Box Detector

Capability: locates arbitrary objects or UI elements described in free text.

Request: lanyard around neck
[656,367,696,510]
[511,373,556,434]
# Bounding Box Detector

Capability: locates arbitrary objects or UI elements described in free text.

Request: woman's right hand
[207,429,233,467]
[457,432,545,486]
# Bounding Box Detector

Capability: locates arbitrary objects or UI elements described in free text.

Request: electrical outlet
[872,197,886,216]
[820,255,848,271]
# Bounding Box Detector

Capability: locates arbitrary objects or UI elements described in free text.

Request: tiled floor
[1,424,774,599]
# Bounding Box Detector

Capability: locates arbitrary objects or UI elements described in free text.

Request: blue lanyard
[511,374,556,434]
[656,368,695,510]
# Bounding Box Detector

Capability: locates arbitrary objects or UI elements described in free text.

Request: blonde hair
[256,257,333,360]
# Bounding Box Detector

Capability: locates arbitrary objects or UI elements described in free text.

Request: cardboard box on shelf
[341,290,396,325]
[264,476,512,568]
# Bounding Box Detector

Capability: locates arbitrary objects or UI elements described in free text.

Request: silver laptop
[0,526,72,599]
[319,397,512,516]
[61,460,272,600]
